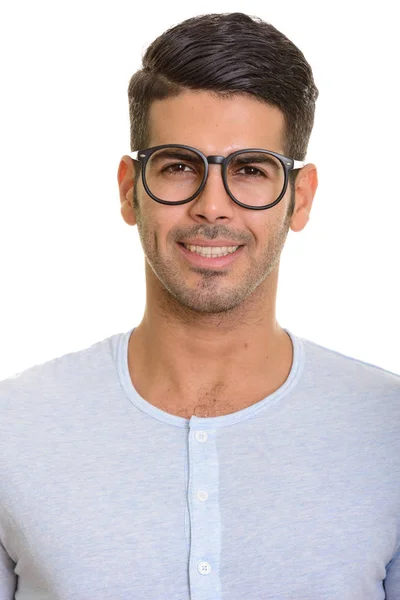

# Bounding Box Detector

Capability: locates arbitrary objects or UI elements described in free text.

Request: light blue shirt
[0,327,399,599]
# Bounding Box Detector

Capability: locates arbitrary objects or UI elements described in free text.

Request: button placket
[187,425,222,599]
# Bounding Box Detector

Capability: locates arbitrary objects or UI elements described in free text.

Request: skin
[118,90,318,418]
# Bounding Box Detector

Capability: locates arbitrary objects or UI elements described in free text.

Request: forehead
[147,90,286,155]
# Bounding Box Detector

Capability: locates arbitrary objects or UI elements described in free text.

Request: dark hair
[128,12,319,211]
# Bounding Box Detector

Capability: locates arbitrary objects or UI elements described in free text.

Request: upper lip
[179,239,243,247]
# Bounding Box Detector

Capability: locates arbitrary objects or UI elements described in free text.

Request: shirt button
[197,490,209,501]
[198,561,211,575]
[195,431,208,442]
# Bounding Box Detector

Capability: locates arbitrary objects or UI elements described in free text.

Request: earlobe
[290,164,318,233]
[118,156,137,226]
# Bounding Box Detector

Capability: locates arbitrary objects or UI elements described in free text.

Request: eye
[162,162,196,174]
[232,165,269,178]
[237,165,266,177]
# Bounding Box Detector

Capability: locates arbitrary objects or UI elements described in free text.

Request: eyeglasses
[129,144,305,210]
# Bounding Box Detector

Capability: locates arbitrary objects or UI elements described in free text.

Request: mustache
[173,226,251,245]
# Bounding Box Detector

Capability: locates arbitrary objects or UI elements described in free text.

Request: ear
[290,163,318,233]
[118,155,137,226]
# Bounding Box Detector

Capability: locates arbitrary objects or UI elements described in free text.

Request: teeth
[183,244,240,257]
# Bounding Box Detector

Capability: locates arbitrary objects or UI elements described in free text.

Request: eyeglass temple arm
[292,160,306,170]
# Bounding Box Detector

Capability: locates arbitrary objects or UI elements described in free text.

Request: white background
[0,1,399,379]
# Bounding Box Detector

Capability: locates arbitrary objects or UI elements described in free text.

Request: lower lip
[177,243,244,268]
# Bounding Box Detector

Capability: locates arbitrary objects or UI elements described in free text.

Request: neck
[127,264,293,416]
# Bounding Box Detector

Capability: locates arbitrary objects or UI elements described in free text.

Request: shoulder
[292,332,400,398]
[0,330,125,408]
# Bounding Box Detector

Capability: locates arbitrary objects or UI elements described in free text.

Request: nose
[188,164,235,223]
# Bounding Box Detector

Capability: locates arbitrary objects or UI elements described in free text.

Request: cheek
[141,203,181,250]
[248,208,289,249]
[245,212,276,240]
[270,192,293,229]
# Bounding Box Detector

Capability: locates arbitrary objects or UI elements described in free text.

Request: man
[0,12,399,600]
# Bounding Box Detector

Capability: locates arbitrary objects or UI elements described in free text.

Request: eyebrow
[150,150,203,163]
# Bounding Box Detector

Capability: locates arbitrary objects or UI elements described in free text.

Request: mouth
[177,242,245,268]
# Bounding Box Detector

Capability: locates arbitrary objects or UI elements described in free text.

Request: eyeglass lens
[144,147,285,207]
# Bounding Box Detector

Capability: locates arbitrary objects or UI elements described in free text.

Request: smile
[182,244,240,257]
[177,242,244,268]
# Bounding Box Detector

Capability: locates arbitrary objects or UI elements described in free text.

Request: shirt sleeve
[385,546,400,599]
[0,539,16,600]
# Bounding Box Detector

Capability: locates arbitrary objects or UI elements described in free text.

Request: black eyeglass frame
[129,144,305,211]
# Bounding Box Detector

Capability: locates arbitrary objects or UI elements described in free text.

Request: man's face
[132,90,296,314]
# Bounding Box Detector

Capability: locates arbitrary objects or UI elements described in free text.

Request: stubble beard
[133,186,291,315]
